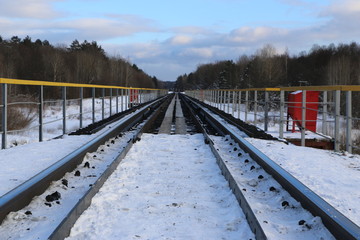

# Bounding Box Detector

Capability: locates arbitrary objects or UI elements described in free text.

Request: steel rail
[0,95,169,227]
[48,95,172,240]
[191,96,277,141]
[180,94,267,240]
[183,94,360,240]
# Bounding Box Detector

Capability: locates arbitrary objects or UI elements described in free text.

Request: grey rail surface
[182,93,360,240]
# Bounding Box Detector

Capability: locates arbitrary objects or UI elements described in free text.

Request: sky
[1,0,360,82]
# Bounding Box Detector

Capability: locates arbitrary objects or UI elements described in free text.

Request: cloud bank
[1,0,360,81]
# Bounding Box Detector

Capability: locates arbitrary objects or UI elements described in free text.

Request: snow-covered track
[0,95,170,238]
[182,94,360,240]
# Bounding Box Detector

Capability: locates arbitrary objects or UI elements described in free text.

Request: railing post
[334,90,341,151]
[125,89,128,110]
[222,90,224,111]
[139,90,142,104]
[220,90,223,110]
[346,91,352,153]
[264,91,269,131]
[223,91,226,112]
[301,90,306,147]
[245,91,249,122]
[322,91,327,134]
[116,89,119,113]
[218,91,220,110]
[2,83,7,149]
[121,89,124,112]
[237,91,241,119]
[39,85,43,142]
[254,90,258,126]
[227,91,230,114]
[109,88,112,117]
[215,90,220,108]
[62,86,66,135]
[213,90,215,108]
[211,90,214,106]
[232,91,236,116]
[92,87,95,124]
[214,90,216,107]
[102,88,105,120]
[208,90,210,105]
[79,87,83,129]
[279,90,284,139]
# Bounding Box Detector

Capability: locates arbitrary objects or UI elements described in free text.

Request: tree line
[175,43,360,91]
[0,35,161,98]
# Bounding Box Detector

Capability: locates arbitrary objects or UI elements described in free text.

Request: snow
[0,96,359,239]
[0,99,146,197]
[0,129,139,240]
[205,101,360,144]
[0,134,92,196]
[245,137,360,226]
[211,135,334,239]
[4,96,130,148]
[66,134,254,240]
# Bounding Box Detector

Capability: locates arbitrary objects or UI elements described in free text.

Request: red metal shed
[287,91,319,132]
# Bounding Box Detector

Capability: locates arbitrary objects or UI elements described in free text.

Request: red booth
[287,91,319,132]
[129,89,139,107]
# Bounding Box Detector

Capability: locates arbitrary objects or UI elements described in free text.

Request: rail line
[0,94,172,239]
[0,93,359,239]
[181,93,360,240]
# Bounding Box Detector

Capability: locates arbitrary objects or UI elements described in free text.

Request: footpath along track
[0,93,359,239]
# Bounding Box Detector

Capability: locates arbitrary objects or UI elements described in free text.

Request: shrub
[0,94,37,131]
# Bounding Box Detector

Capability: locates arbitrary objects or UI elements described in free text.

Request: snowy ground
[246,137,360,226]
[66,134,254,240]
[3,96,132,148]
[0,130,138,240]
[0,96,359,239]
[211,135,334,239]
[204,101,360,226]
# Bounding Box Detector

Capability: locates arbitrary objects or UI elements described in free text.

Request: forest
[1,35,360,93]
[0,35,161,95]
[175,43,360,91]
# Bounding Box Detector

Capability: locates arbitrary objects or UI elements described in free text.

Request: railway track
[0,94,172,239]
[181,94,360,239]
[0,93,359,239]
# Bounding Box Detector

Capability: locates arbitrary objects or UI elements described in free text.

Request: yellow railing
[0,78,162,91]
[186,85,360,153]
[1,78,167,149]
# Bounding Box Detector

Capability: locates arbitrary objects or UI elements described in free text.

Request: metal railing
[186,85,360,154]
[0,78,167,149]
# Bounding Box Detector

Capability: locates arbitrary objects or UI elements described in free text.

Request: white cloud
[0,0,64,19]
[2,0,360,81]
[0,14,160,44]
[322,0,360,16]
[169,35,193,45]
[228,27,285,43]
[171,26,213,35]
[181,47,214,58]
[58,16,158,40]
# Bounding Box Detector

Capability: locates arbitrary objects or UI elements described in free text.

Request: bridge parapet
[0,78,167,149]
[186,85,360,154]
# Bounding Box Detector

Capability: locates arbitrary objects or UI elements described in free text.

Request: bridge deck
[158,93,187,134]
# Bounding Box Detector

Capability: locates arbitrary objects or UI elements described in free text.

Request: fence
[0,78,167,149]
[186,86,360,154]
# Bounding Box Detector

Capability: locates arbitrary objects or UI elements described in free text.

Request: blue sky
[1,0,360,81]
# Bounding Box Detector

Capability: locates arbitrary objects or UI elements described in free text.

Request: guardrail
[0,78,167,149]
[186,85,360,154]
